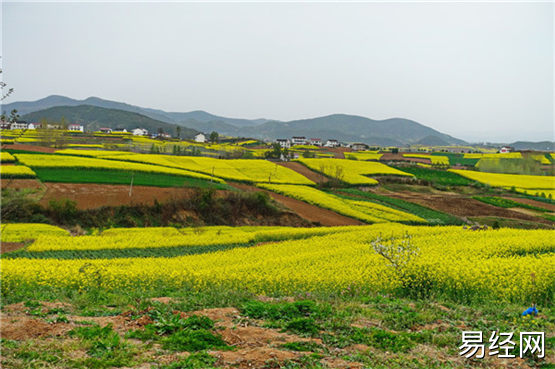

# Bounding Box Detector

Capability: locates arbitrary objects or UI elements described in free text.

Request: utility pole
[129,172,134,197]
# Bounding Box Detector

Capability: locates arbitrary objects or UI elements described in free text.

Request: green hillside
[22,105,198,138]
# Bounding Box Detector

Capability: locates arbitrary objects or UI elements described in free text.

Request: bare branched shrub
[371,232,418,279]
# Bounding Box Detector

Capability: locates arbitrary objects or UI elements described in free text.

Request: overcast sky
[2,1,553,142]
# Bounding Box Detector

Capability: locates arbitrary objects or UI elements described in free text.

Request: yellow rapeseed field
[101,154,314,184]
[464,152,523,159]
[296,158,411,185]
[402,154,449,165]
[258,184,426,224]
[26,225,362,252]
[449,169,555,191]
[344,152,383,161]
[14,153,224,182]
[2,225,553,303]
[1,223,70,243]
[0,165,37,178]
[0,152,15,162]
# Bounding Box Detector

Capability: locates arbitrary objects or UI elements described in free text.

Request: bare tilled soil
[277,161,329,183]
[379,153,432,164]
[230,183,365,226]
[1,178,44,189]
[0,242,27,254]
[502,196,555,212]
[3,144,57,153]
[37,183,227,209]
[324,147,352,159]
[387,191,553,225]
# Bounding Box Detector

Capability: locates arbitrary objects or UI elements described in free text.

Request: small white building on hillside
[309,138,322,146]
[195,133,206,143]
[11,122,28,130]
[276,138,291,149]
[68,124,84,132]
[132,128,148,136]
[324,139,339,148]
[291,136,306,145]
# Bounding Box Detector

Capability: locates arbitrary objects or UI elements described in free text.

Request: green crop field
[394,166,474,186]
[32,168,231,189]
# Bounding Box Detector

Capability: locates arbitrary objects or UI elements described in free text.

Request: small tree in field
[371,232,418,283]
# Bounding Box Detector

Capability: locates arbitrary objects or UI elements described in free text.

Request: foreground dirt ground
[1,297,548,369]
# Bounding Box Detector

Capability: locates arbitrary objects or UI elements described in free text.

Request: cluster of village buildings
[0,121,169,138]
[275,136,372,150]
[0,121,519,153]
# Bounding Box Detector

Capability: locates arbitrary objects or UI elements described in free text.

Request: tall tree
[209,131,219,143]
[9,109,19,123]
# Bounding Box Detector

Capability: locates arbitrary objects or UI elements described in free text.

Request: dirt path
[276,162,328,184]
[38,183,225,210]
[231,183,364,226]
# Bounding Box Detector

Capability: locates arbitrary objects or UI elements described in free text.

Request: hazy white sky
[2,1,553,142]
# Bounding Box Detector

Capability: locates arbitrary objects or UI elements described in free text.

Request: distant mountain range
[5,95,266,128]
[21,105,198,138]
[0,94,509,146]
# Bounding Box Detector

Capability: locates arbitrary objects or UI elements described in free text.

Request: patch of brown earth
[276,161,329,184]
[230,183,365,226]
[325,147,352,159]
[0,178,43,189]
[38,182,227,210]
[387,191,553,225]
[379,153,431,164]
[503,196,555,212]
[5,144,57,153]
[0,315,72,340]
[321,357,364,369]
[213,347,299,368]
[1,242,26,253]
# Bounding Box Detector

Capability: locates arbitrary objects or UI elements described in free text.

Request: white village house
[291,136,306,145]
[309,138,322,146]
[132,128,149,136]
[195,133,206,143]
[68,124,84,132]
[276,138,291,149]
[11,121,29,130]
[324,139,339,148]
[351,143,369,151]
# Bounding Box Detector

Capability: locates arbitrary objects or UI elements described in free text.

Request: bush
[162,329,229,352]
[285,317,320,336]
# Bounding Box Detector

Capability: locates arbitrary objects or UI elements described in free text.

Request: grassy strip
[2,242,256,260]
[472,196,550,212]
[392,166,474,186]
[32,167,231,189]
[332,189,463,225]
